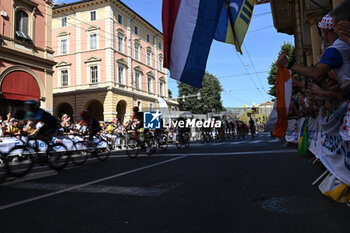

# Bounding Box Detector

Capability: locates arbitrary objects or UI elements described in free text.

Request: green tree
[267,42,295,100]
[178,72,225,114]
[168,89,173,98]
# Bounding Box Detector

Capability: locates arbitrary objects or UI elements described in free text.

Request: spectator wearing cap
[330,0,350,46]
[6,118,21,136]
[279,14,350,85]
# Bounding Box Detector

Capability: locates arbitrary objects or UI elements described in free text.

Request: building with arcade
[0,0,56,119]
[52,0,176,122]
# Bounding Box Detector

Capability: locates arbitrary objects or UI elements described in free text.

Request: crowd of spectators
[278,1,350,140]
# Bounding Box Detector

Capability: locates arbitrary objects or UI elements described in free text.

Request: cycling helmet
[24,99,39,112]
[133,106,139,113]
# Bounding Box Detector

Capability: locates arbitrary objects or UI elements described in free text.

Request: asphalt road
[0,133,349,233]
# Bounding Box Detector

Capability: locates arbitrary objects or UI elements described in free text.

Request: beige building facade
[52,0,176,122]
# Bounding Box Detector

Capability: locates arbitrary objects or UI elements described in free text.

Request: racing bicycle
[5,135,69,177]
[69,134,111,166]
[125,130,155,158]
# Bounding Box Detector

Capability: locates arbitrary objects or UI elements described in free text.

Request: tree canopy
[168,89,173,98]
[178,72,225,114]
[267,42,295,100]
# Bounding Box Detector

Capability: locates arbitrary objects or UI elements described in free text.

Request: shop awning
[1,71,40,101]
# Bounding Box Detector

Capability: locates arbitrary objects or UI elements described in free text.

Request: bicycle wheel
[200,133,205,144]
[206,134,211,143]
[184,133,190,148]
[149,137,157,154]
[0,153,8,183]
[47,143,69,171]
[160,138,168,151]
[215,134,220,143]
[96,139,111,161]
[142,140,152,156]
[176,134,182,149]
[176,141,182,149]
[6,145,33,177]
[70,141,89,166]
[126,138,139,158]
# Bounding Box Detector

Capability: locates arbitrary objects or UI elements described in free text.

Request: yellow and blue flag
[214,0,255,54]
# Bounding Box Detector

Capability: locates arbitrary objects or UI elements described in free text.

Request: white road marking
[0,155,188,211]
[10,182,182,197]
[153,149,297,157]
[188,144,204,147]
[248,140,264,144]
[212,142,228,146]
[109,149,297,158]
[229,141,244,145]
[268,139,282,143]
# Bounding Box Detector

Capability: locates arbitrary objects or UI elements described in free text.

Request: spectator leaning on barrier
[6,119,21,136]
[105,122,114,135]
[279,14,350,125]
[279,14,350,85]
[330,0,350,46]
[22,120,37,136]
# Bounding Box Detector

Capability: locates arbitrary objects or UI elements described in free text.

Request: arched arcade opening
[86,100,104,121]
[116,100,127,123]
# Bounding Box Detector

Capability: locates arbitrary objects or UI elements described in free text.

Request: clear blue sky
[59,0,294,107]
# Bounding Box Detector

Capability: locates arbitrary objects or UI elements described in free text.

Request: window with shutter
[60,39,68,54]
[15,10,31,42]
[91,66,98,83]
[61,17,67,27]
[90,34,97,50]
[90,11,96,21]
[135,73,140,89]
[61,70,69,86]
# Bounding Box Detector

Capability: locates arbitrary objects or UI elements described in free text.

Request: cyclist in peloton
[79,110,101,144]
[129,106,143,135]
[130,106,151,153]
[249,117,256,138]
[131,107,143,127]
[24,99,59,143]
[177,117,190,141]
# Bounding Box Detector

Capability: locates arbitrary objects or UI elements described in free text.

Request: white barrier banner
[285,119,298,143]
[0,135,107,155]
[285,117,350,186]
[318,127,350,186]
[308,117,321,158]
[285,118,306,144]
